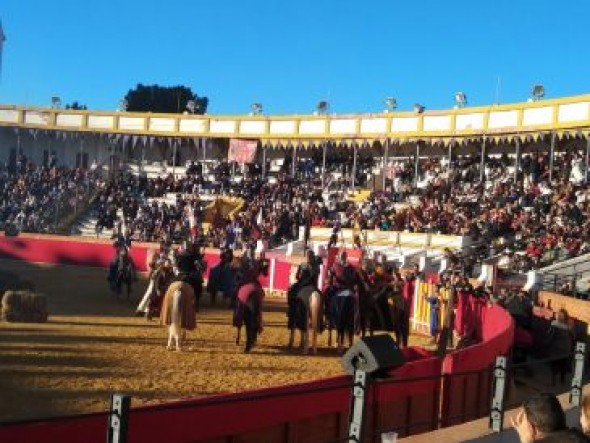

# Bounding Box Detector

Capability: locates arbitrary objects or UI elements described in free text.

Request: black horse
[233,256,268,352]
[108,255,136,300]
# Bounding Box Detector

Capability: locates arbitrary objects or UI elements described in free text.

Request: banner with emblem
[228,138,258,164]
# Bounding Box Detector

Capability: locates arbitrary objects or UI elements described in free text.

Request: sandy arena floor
[0,259,432,422]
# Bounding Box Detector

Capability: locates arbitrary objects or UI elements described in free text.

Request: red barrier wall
[0,234,295,292]
[0,234,150,272]
[0,413,107,443]
[439,305,514,426]
[369,354,443,439]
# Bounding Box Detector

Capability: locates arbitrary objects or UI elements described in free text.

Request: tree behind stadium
[124,84,209,114]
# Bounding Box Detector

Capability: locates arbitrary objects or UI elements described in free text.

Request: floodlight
[51,97,62,109]
[414,103,425,114]
[531,84,545,101]
[384,97,397,112]
[118,99,128,112]
[454,92,467,107]
[186,100,196,114]
[250,102,263,116]
[316,100,329,115]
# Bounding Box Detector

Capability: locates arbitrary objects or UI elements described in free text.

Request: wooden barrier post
[348,368,369,443]
[570,342,586,407]
[107,393,130,443]
[489,356,507,432]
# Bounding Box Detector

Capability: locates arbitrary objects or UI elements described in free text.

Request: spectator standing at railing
[505,289,534,330]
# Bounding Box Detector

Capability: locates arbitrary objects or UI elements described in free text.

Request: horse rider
[207,248,236,306]
[137,258,175,320]
[108,243,136,292]
[175,241,206,311]
[288,250,321,332]
[327,251,357,297]
[326,250,359,352]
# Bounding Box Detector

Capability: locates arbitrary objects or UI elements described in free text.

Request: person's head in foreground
[512,393,589,442]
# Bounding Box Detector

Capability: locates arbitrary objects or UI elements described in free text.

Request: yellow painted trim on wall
[1,94,590,143]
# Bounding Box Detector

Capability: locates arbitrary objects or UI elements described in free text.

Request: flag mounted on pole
[0,20,6,81]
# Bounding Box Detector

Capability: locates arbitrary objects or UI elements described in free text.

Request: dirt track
[0,259,431,422]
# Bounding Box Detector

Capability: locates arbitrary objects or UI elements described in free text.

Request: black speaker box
[341,334,406,376]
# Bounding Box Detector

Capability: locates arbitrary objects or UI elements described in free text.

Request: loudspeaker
[341,334,406,376]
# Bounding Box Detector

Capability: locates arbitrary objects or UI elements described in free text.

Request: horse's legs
[337,331,344,355]
[328,328,333,347]
[288,329,295,349]
[235,326,241,345]
[167,326,174,350]
[301,329,309,354]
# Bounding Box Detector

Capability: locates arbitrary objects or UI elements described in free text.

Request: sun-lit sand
[0,259,432,422]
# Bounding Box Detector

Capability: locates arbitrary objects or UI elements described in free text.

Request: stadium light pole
[316,100,330,188]
[382,97,396,191]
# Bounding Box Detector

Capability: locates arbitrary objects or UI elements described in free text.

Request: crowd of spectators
[0,144,576,285]
[90,149,590,278]
[0,152,96,234]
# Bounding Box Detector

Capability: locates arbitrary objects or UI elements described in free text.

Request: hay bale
[1,290,48,323]
[2,290,23,322]
[28,293,48,323]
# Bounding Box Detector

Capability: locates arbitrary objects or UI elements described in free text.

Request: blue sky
[0,0,588,115]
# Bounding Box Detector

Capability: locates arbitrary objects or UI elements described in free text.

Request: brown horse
[160,281,196,351]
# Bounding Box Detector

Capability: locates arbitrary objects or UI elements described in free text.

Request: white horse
[288,289,322,354]
[160,281,196,351]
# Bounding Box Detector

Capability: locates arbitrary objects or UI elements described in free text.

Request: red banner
[228,139,258,164]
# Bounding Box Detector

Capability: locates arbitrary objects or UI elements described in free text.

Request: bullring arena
[1,92,590,442]
[2,254,420,421]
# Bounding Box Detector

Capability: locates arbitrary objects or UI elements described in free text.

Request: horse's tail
[170,289,183,337]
